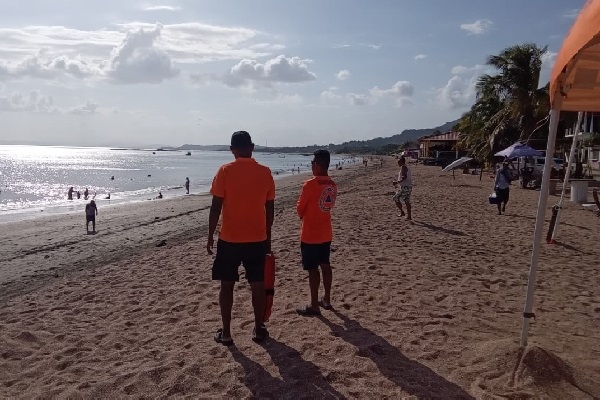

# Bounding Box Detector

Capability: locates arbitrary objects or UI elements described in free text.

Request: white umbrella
[442,157,473,172]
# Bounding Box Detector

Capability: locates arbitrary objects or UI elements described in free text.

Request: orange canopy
[550,0,600,111]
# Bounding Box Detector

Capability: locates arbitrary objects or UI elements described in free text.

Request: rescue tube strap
[523,312,536,320]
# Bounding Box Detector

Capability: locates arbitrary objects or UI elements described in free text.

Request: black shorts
[495,188,510,203]
[212,240,267,283]
[86,215,95,223]
[301,242,331,271]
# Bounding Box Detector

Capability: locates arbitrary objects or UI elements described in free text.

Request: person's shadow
[319,310,474,399]
[412,221,466,236]
[229,338,345,399]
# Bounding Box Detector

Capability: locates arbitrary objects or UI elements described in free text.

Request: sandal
[252,324,269,343]
[214,329,233,346]
[319,298,333,310]
[296,305,322,316]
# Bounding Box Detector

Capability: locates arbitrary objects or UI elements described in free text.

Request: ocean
[0,145,351,223]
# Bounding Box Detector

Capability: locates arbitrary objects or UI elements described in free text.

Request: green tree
[457,43,550,161]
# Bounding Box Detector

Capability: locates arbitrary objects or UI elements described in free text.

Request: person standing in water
[84,188,89,200]
[67,187,74,200]
[393,157,413,220]
[185,177,190,194]
[85,200,98,233]
[296,150,337,316]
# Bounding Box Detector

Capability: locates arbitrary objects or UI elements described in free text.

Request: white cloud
[0,90,54,113]
[335,69,351,81]
[69,100,99,115]
[331,44,351,49]
[541,51,557,69]
[252,93,303,106]
[143,5,181,11]
[414,54,427,61]
[344,81,415,108]
[450,64,487,75]
[370,80,414,98]
[106,24,179,84]
[368,44,382,50]
[321,88,342,103]
[199,55,317,90]
[437,75,477,110]
[460,19,493,35]
[347,93,369,106]
[562,8,580,19]
[0,22,283,83]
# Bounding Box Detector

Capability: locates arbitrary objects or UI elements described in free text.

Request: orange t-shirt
[297,176,337,244]
[211,158,275,243]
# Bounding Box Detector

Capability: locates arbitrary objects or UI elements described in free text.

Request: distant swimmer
[67,187,74,200]
[105,193,111,200]
[85,200,98,233]
[84,187,89,200]
[185,177,190,194]
[110,176,114,181]
[157,191,163,199]
[76,190,81,199]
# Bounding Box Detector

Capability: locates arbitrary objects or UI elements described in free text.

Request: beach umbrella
[521,0,600,347]
[494,143,542,158]
[441,157,473,172]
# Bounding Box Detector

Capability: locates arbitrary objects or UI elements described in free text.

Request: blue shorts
[301,242,331,270]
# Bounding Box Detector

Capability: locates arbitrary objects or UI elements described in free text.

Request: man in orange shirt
[296,150,337,316]
[207,131,275,345]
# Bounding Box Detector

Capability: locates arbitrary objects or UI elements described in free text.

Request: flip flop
[252,324,269,343]
[214,329,233,346]
[319,298,333,310]
[296,305,322,316]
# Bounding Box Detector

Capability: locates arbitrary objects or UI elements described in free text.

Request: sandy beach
[1,159,599,398]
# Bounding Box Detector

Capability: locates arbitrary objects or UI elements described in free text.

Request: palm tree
[457,43,550,161]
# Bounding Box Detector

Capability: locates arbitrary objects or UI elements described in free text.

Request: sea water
[0,145,351,223]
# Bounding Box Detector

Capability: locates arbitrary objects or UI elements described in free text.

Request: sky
[0,0,588,147]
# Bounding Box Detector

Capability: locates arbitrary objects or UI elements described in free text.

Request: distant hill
[171,119,460,154]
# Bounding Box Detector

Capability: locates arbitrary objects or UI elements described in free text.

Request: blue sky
[0,0,586,147]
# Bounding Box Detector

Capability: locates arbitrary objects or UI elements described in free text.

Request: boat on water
[185,151,192,156]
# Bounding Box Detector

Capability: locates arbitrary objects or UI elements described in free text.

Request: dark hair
[398,156,406,164]
[230,131,253,148]
[313,149,330,169]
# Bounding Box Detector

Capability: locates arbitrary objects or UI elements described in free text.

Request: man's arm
[207,196,223,254]
[296,183,309,219]
[266,200,274,252]
[399,165,408,184]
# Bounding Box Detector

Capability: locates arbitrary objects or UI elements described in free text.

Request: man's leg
[249,281,266,331]
[92,219,96,232]
[308,269,321,310]
[219,281,235,339]
[405,202,412,220]
[395,201,405,216]
[321,264,332,305]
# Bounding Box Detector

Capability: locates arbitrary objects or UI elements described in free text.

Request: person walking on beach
[494,161,512,215]
[393,157,412,220]
[185,177,190,194]
[85,200,98,233]
[296,150,337,316]
[207,131,275,345]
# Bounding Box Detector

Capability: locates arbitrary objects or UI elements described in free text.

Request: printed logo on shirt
[319,187,336,212]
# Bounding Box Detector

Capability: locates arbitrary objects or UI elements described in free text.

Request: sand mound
[451,339,600,399]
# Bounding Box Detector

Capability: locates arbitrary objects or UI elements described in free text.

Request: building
[418,131,462,159]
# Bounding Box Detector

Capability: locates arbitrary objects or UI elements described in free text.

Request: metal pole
[520,102,562,347]
[551,112,583,242]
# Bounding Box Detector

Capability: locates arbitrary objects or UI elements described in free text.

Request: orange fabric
[211,158,275,243]
[550,0,600,110]
[297,176,337,244]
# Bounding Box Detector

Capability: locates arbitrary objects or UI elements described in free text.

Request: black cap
[231,131,253,148]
